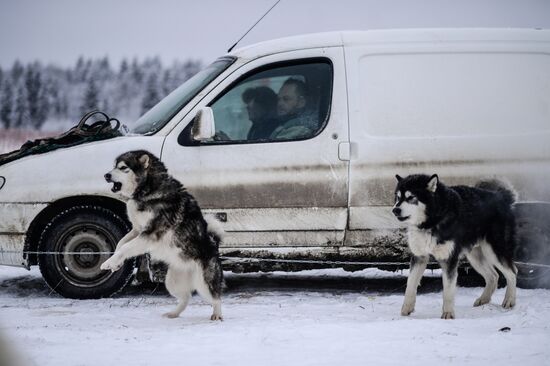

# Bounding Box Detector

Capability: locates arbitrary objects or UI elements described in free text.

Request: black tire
[38,206,134,299]
[515,204,550,289]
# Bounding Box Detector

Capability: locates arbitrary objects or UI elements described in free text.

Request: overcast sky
[1,0,549,68]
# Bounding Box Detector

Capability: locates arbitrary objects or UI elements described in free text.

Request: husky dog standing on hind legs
[101,150,223,320]
[392,174,517,319]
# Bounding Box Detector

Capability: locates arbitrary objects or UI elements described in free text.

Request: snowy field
[1,266,549,366]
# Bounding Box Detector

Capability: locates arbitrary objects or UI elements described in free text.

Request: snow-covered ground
[1,266,549,366]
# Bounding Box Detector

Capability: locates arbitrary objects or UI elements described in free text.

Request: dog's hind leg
[196,259,223,321]
[439,259,458,319]
[163,267,192,319]
[401,255,429,316]
[499,262,517,309]
[466,246,498,307]
[481,243,517,308]
[195,280,222,321]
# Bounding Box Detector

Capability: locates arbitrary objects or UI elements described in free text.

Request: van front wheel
[37,206,134,299]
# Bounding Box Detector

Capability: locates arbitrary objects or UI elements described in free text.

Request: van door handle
[338,142,351,161]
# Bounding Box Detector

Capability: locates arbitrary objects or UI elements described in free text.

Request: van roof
[229,28,550,60]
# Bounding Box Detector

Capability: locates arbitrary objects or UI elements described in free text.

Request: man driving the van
[270,78,317,140]
[242,86,279,140]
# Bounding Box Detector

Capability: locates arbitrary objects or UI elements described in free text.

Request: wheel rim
[53,223,118,288]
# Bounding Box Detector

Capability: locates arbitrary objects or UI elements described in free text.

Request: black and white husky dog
[101,150,223,320]
[392,174,517,319]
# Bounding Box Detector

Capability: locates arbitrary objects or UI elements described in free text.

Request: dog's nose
[104,173,111,181]
[392,207,401,216]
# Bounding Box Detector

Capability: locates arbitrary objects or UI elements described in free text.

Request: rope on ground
[513,261,550,269]
[2,250,549,269]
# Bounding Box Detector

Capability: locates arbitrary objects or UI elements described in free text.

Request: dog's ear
[139,154,150,169]
[395,174,403,182]
[427,174,438,193]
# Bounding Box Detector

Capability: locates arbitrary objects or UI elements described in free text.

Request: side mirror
[192,107,215,141]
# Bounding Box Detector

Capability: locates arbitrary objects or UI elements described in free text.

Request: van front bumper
[0,234,27,267]
[0,203,47,267]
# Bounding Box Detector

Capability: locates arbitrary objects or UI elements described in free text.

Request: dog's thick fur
[101,150,223,320]
[392,174,517,319]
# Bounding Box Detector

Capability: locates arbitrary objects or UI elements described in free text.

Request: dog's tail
[205,215,224,248]
[475,178,518,206]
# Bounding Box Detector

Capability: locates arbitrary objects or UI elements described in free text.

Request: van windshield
[130,57,236,134]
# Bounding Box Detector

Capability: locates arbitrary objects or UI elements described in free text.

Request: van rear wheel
[37,206,134,299]
[515,204,550,289]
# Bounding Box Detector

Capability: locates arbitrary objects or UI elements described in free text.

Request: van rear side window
[360,53,550,137]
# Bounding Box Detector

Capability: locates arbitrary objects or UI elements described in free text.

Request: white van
[1,28,549,298]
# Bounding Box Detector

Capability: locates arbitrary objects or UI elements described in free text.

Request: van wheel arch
[25,196,128,266]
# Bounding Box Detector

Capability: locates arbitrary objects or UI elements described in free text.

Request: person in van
[241,86,280,140]
[270,78,318,140]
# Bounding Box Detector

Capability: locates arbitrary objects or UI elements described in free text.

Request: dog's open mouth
[111,182,122,193]
[397,216,410,222]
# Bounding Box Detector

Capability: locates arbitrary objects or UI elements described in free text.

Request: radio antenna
[227,0,281,53]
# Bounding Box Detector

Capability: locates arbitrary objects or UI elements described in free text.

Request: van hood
[0,135,165,203]
[0,128,123,168]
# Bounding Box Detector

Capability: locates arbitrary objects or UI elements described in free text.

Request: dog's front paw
[210,313,223,321]
[401,302,415,316]
[100,257,122,272]
[162,311,180,319]
[441,311,455,319]
[474,296,490,307]
[502,296,516,309]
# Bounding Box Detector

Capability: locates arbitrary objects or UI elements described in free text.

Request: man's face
[277,84,305,118]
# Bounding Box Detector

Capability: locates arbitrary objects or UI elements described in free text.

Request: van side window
[191,60,332,144]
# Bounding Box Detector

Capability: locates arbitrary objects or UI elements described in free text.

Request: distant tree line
[0,57,202,130]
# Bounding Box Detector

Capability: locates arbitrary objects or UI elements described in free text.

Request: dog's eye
[119,166,129,172]
[406,196,418,204]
